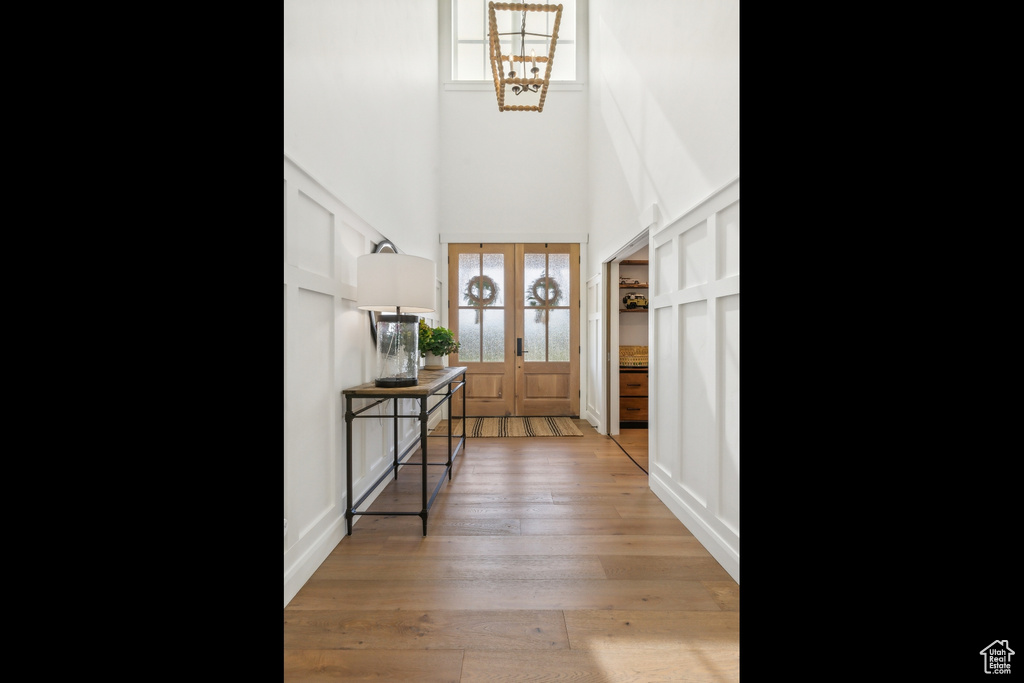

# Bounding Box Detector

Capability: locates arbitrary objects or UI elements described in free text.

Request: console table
[343,366,466,536]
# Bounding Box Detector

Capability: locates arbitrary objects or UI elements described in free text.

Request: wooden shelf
[620,265,648,390]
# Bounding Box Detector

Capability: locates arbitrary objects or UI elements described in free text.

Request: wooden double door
[447,243,579,417]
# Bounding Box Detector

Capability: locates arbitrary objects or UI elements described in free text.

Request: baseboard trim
[284,516,346,607]
[649,473,739,583]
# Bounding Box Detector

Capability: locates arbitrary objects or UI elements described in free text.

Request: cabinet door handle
[626,383,641,387]
[626,408,642,411]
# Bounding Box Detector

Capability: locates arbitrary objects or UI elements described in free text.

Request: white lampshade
[357,252,436,387]
[356,253,436,313]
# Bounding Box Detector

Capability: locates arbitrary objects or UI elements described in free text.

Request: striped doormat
[432,417,583,437]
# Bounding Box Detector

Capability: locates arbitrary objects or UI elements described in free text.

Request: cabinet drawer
[619,372,648,396]
[620,397,648,420]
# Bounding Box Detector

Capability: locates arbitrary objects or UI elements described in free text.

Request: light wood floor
[284,419,738,682]
[611,427,648,473]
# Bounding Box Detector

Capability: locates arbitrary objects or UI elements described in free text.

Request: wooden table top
[342,366,467,397]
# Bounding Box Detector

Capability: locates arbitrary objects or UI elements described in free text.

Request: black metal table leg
[345,394,354,535]
[446,382,454,480]
[420,395,429,536]
[462,373,467,474]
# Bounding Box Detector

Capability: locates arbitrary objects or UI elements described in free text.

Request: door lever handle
[516,338,523,357]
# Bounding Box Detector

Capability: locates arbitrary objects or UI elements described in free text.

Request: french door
[448,243,580,417]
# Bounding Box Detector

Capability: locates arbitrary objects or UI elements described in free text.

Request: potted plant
[419,319,461,369]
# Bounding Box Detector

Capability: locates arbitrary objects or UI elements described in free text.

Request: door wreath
[526,274,561,322]
[465,274,498,323]
[528,276,561,305]
[465,274,498,307]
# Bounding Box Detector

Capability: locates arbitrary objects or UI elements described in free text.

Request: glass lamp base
[374,314,420,388]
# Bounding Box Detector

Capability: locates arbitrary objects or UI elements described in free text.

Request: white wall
[585,0,740,581]
[438,90,589,238]
[438,1,590,245]
[585,273,604,433]
[585,0,739,269]
[284,0,443,606]
[284,0,441,262]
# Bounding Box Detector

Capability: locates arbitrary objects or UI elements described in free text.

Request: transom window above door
[450,0,577,82]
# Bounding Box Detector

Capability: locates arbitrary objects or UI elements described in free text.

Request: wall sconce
[357,253,436,387]
[488,2,563,112]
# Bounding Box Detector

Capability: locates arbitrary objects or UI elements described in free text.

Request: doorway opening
[604,231,650,471]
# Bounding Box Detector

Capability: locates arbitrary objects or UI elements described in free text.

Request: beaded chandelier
[487,2,563,112]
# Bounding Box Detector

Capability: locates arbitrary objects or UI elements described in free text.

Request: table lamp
[356,252,436,387]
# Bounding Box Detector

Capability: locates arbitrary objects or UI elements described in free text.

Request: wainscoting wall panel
[585,274,604,432]
[294,190,334,278]
[649,178,739,582]
[284,155,427,606]
[289,287,336,537]
[718,292,740,537]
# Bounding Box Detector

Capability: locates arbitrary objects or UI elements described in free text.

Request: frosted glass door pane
[458,308,481,362]
[481,253,505,306]
[547,309,569,361]
[523,253,546,308]
[548,253,569,306]
[459,254,480,306]
[481,309,504,362]
[457,249,505,363]
[524,310,546,361]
